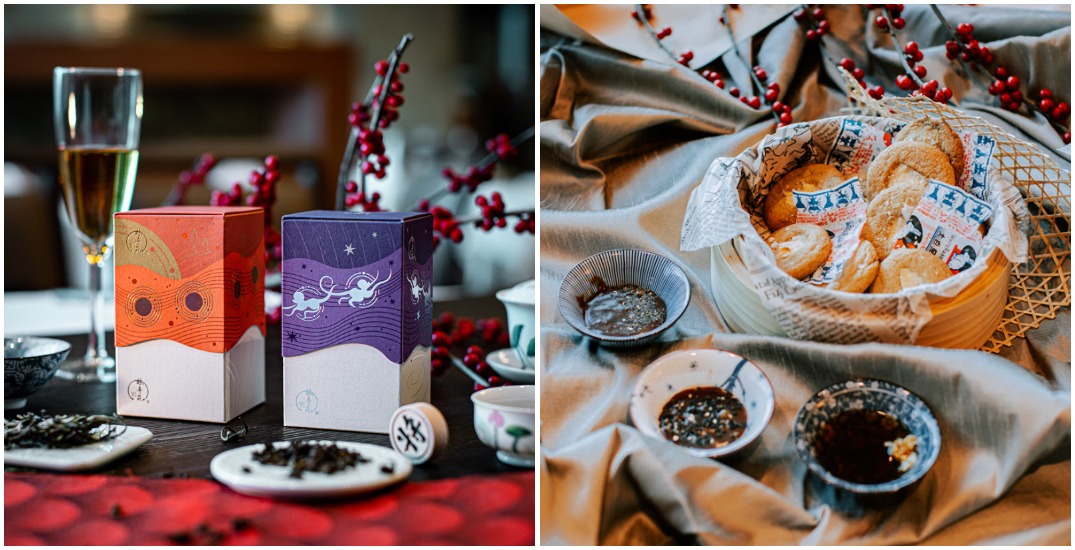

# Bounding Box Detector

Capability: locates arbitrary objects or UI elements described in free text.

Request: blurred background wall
[5,4,535,297]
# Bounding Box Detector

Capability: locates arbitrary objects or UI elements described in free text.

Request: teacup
[471,385,535,467]
[495,279,535,370]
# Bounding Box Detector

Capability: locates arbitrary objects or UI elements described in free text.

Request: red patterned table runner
[5,471,534,545]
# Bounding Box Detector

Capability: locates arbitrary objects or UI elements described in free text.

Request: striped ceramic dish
[558,248,691,348]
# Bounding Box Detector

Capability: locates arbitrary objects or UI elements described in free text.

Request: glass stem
[86,260,108,366]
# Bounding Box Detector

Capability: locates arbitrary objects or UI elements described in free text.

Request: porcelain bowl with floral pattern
[629,349,775,459]
[793,379,942,496]
[5,337,71,409]
[471,385,535,467]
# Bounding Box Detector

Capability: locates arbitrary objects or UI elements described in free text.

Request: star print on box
[280,211,433,363]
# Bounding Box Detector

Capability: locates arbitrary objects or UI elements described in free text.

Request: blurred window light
[269,4,312,39]
[91,4,131,38]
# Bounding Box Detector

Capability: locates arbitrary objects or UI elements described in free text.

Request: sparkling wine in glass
[53,67,142,383]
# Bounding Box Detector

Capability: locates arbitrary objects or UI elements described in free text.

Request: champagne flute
[53,67,142,383]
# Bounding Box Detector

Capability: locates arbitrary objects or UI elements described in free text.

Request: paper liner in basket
[681,116,1029,345]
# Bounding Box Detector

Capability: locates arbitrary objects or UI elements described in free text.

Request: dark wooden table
[5,296,524,482]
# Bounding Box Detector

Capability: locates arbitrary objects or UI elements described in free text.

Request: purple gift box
[281,210,433,433]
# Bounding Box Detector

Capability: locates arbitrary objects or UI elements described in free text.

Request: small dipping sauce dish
[629,349,774,459]
[558,248,690,348]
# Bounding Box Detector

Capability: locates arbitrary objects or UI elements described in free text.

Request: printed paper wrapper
[680,116,1029,345]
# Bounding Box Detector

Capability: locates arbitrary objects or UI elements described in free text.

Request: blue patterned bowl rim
[4,337,72,361]
[792,378,942,494]
[629,348,776,458]
[557,248,691,344]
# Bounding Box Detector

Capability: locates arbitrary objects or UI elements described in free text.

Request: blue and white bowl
[558,248,691,348]
[629,349,775,459]
[793,379,942,496]
[5,337,71,409]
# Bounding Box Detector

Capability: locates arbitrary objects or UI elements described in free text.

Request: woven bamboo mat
[839,69,1071,353]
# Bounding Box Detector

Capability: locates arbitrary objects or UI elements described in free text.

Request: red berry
[748,96,761,109]
[852,67,865,80]
[913,65,927,79]
[812,7,824,19]
[398,62,410,73]
[817,20,830,33]
[892,17,905,29]
[939,87,953,101]
[895,75,914,90]
[806,29,817,41]
[374,60,389,76]
[875,16,889,30]
[793,8,806,21]
[945,41,960,54]
[1063,132,1071,144]
[1011,90,1023,103]
[739,95,749,104]
[1006,76,1020,91]
[772,101,785,112]
[1039,88,1053,99]
[765,89,778,102]
[729,87,740,98]
[1000,92,1012,104]
[868,86,885,100]
[779,111,793,124]
[911,50,924,63]
[1038,98,1054,112]
[754,67,768,81]
[839,58,855,71]
[904,41,919,55]
[957,22,974,36]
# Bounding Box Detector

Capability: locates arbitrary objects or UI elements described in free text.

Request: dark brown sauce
[578,277,667,337]
[659,386,747,448]
[814,409,911,484]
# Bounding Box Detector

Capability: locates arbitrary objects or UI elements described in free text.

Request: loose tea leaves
[4,410,127,450]
[251,440,371,479]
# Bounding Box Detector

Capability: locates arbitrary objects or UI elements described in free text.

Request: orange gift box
[114,206,266,422]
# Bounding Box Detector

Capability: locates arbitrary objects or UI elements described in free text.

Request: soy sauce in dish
[814,409,912,484]
[658,387,747,448]
[579,277,667,337]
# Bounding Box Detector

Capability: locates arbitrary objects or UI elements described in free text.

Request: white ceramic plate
[210,440,412,499]
[629,349,775,459]
[4,425,153,471]
[486,348,535,384]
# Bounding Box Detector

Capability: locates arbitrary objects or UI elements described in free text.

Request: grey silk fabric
[538,5,1071,545]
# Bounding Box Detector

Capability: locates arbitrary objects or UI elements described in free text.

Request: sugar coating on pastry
[827,240,879,294]
[863,142,955,201]
[894,117,965,182]
[869,248,952,294]
[861,179,928,260]
[768,222,833,280]
[763,164,844,232]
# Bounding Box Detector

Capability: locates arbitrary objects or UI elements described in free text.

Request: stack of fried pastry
[763,117,973,294]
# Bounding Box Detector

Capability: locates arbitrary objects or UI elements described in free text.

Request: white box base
[116,326,265,423]
[283,344,430,434]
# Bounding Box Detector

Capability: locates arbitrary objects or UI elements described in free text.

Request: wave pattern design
[282,256,429,362]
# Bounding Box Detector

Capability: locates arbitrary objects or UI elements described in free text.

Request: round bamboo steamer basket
[711,237,1012,349]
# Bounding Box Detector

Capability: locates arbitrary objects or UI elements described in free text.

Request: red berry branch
[414,127,536,249]
[209,155,283,274]
[795,5,886,101]
[928,5,1070,142]
[336,33,413,210]
[163,153,217,206]
[870,5,953,104]
[720,5,785,125]
[632,4,694,67]
[431,312,514,391]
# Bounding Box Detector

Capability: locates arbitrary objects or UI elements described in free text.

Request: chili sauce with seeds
[814,409,912,484]
[658,387,747,448]
[579,278,667,337]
